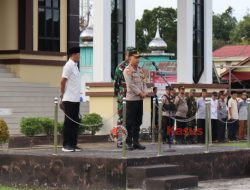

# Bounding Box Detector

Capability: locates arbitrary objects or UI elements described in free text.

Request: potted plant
[0,118,10,150]
[81,113,103,135]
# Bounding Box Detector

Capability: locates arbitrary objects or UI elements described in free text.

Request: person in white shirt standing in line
[196,89,208,144]
[60,47,82,152]
[227,91,239,141]
[210,92,218,142]
[238,92,248,140]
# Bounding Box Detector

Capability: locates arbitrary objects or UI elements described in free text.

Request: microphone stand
[140,56,176,152]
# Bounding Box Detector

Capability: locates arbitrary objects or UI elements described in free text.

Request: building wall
[33,0,38,51]
[213,57,246,76]
[88,87,151,135]
[0,0,71,87]
[1,53,67,87]
[0,0,18,50]
[61,0,68,52]
[6,64,62,87]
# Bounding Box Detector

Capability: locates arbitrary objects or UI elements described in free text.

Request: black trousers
[228,119,239,141]
[126,100,143,145]
[217,118,226,141]
[211,119,218,141]
[175,116,186,143]
[197,119,205,143]
[63,101,80,147]
[162,116,174,143]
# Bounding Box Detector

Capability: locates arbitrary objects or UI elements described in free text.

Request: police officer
[162,86,176,144]
[151,87,158,139]
[114,47,132,148]
[174,86,188,144]
[186,89,197,144]
[123,48,148,150]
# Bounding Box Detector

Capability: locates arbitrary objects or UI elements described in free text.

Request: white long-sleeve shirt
[211,99,218,119]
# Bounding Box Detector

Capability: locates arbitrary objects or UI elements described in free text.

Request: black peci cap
[68,47,80,55]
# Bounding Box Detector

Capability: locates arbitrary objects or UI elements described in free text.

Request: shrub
[39,117,54,136]
[20,117,43,137]
[0,118,10,144]
[57,122,64,135]
[81,113,103,135]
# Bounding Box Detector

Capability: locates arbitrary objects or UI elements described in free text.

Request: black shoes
[62,145,82,152]
[126,144,134,151]
[133,143,146,150]
[74,146,83,152]
[62,145,75,152]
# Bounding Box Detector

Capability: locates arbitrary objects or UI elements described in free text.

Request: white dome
[148,22,167,51]
[80,21,93,42]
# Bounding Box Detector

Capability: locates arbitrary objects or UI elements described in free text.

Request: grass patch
[0,186,34,190]
[216,141,248,148]
[0,186,18,190]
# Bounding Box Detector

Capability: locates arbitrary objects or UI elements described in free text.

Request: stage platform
[0,143,250,189]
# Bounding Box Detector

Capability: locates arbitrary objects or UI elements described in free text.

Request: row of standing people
[152,87,249,144]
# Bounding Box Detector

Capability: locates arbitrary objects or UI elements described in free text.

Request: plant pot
[0,142,9,151]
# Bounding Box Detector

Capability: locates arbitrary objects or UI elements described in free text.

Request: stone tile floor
[1,142,249,159]
[128,178,250,190]
[194,177,250,190]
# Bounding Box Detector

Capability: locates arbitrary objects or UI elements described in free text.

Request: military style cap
[126,47,140,57]
[178,85,185,90]
[190,89,196,93]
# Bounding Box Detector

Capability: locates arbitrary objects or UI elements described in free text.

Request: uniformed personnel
[186,89,197,144]
[162,86,176,144]
[114,47,132,148]
[123,47,148,150]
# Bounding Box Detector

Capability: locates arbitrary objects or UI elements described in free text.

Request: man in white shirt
[60,47,81,152]
[196,89,207,143]
[227,91,239,141]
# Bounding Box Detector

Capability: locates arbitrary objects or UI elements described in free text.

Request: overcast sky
[135,0,250,21]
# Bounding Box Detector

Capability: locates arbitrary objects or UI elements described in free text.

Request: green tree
[136,7,177,54]
[213,7,238,50]
[230,13,250,44]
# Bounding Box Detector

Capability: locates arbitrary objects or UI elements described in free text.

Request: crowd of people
[113,46,249,151]
[152,86,249,145]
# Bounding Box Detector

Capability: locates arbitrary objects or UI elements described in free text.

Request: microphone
[140,56,159,71]
[152,61,159,71]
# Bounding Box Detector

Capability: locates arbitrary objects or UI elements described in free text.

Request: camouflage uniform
[114,60,129,125]
[186,91,197,143]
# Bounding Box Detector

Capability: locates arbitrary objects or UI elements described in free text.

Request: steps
[0,64,89,135]
[127,164,198,190]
